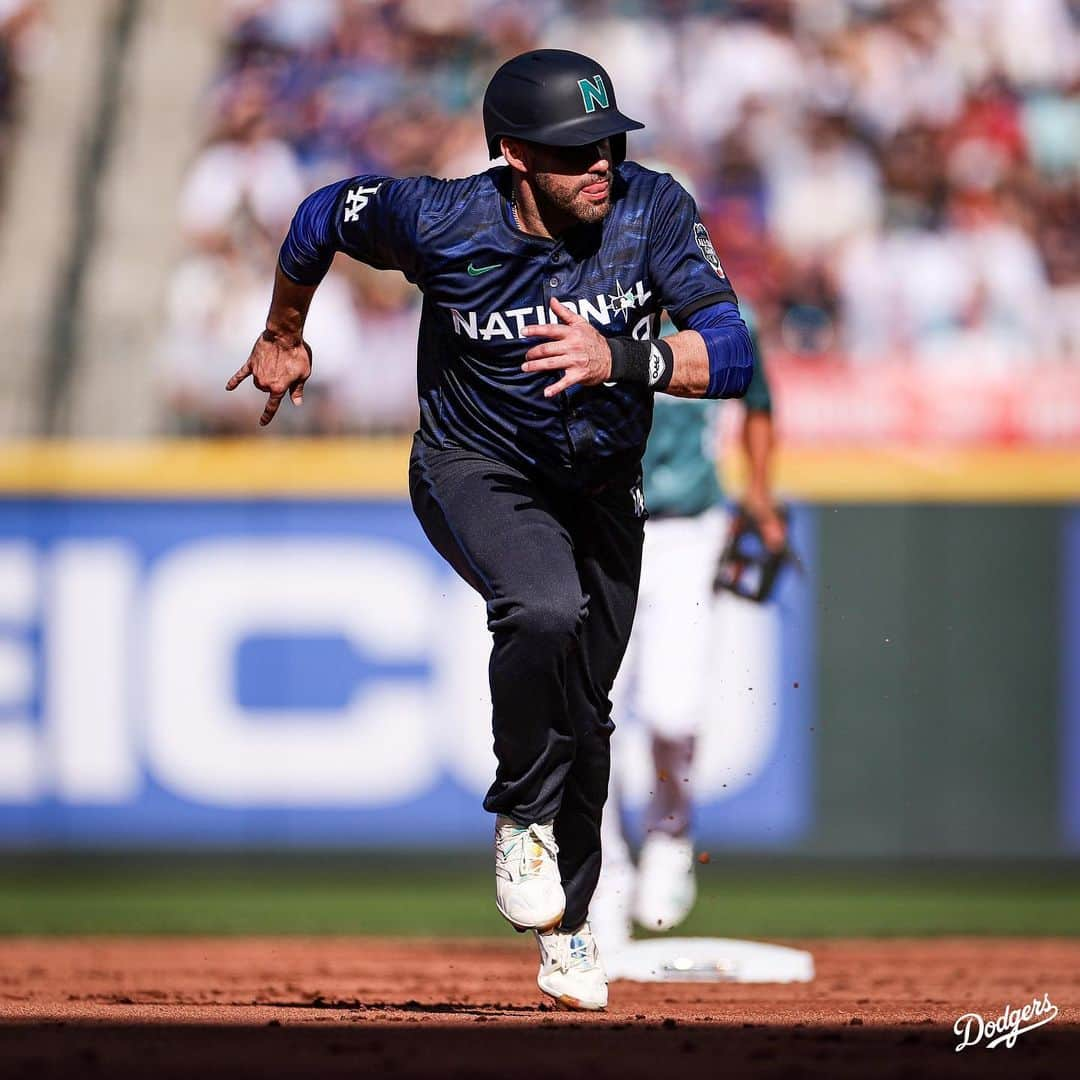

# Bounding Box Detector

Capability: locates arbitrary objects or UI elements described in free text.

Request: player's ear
[500,137,530,174]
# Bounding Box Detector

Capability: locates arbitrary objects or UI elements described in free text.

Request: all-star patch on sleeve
[279,175,436,286]
[646,176,737,327]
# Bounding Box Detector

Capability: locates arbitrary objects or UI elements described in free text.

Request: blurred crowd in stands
[159,0,1080,435]
[0,0,40,198]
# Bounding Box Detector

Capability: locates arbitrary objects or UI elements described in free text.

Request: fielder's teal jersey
[643,314,771,518]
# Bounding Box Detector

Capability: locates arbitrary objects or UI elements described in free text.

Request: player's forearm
[742,409,776,504]
[662,330,711,396]
[663,302,755,399]
[265,263,318,346]
[602,302,753,398]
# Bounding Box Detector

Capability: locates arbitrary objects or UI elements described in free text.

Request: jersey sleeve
[742,322,772,413]
[682,299,754,399]
[278,175,430,286]
[647,176,738,326]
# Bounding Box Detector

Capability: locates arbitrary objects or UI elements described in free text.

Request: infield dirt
[1,937,1077,1077]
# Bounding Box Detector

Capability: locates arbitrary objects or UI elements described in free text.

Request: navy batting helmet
[483,49,644,162]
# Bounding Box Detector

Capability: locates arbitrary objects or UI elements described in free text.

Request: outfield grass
[1,859,1078,937]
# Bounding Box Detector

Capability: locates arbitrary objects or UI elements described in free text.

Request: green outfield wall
[810,505,1067,858]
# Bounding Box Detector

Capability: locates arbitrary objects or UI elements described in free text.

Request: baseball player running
[590,309,786,961]
[227,49,753,1011]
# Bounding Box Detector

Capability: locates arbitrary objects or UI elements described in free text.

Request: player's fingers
[290,376,307,406]
[543,372,577,398]
[525,347,589,372]
[259,392,285,427]
[522,322,572,340]
[550,298,584,325]
[523,358,570,375]
[523,340,569,362]
[225,359,252,391]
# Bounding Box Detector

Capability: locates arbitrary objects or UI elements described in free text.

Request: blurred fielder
[591,310,787,958]
[227,49,753,1010]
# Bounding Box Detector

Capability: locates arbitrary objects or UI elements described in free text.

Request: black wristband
[607,337,675,391]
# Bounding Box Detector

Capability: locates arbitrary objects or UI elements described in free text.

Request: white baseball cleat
[633,833,696,931]
[494,816,565,932]
[535,920,608,1011]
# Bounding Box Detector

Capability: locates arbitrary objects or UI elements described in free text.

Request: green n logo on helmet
[577,75,609,113]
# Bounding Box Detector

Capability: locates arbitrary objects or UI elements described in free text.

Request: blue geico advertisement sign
[0,498,813,848]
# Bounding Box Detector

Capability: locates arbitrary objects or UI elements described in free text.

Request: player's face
[526,138,613,225]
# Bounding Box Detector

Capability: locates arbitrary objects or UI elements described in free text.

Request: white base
[604,937,814,984]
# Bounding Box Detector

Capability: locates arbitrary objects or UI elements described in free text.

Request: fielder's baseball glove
[712,503,800,603]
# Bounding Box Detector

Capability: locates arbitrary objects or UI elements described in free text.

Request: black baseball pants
[409,435,644,930]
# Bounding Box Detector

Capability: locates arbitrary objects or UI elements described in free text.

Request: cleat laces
[502,823,558,879]
[554,932,591,975]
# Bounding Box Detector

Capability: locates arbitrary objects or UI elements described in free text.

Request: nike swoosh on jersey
[467,261,502,276]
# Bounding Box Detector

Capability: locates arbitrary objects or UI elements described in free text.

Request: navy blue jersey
[280,162,743,489]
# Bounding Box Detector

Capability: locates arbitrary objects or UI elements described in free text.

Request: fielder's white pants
[613,507,727,741]
[604,507,726,864]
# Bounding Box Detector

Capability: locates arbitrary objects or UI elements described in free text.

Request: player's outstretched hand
[521,298,612,398]
[226,333,313,427]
